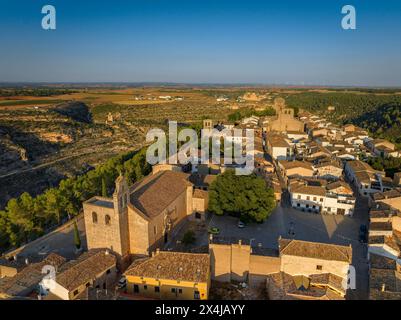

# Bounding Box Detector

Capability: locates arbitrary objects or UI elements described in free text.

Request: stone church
[264,98,304,133]
[83,170,208,265]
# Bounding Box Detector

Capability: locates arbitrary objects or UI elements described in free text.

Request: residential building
[344,160,386,196]
[0,253,66,299]
[266,238,353,300]
[314,160,343,180]
[289,179,355,215]
[266,134,293,161]
[373,188,401,212]
[39,249,117,300]
[278,160,314,183]
[124,250,210,300]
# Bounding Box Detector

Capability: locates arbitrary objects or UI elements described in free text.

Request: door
[134,285,139,293]
[337,208,346,215]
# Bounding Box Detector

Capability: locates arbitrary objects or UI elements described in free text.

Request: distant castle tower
[203,119,213,130]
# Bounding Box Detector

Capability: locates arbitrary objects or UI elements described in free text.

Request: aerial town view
[0,0,400,315]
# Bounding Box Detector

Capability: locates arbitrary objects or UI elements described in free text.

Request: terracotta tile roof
[266,135,290,148]
[373,188,401,201]
[55,250,116,291]
[326,181,352,192]
[279,238,352,263]
[369,268,401,292]
[0,253,66,297]
[266,272,345,300]
[124,251,210,283]
[370,222,393,232]
[193,189,208,199]
[279,160,313,171]
[369,253,397,270]
[291,184,326,197]
[384,236,401,254]
[130,171,192,219]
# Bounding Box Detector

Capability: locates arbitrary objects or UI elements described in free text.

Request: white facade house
[289,183,355,216]
[266,134,294,161]
[344,160,386,197]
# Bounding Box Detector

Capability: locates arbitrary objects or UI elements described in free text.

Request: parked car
[237,221,246,228]
[359,224,368,243]
[208,227,220,235]
[117,276,127,289]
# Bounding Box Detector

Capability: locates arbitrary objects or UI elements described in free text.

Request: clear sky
[1,0,401,86]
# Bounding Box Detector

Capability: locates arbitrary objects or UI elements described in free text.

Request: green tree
[182,230,196,246]
[73,221,81,250]
[209,171,276,223]
[102,177,108,197]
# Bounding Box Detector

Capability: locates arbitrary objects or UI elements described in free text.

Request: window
[106,269,111,274]
[306,204,309,208]
[320,198,323,202]
[155,286,160,293]
[92,212,98,224]
[171,288,176,293]
[297,195,301,200]
[316,265,323,271]
[297,203,300,207]
[86,283,90,288]
[154,226,157,235]
[327,207,331,212]
[306,196,310,201]
[144,285,148,290]
[194,291,200,299]
[178,289,183,294]
[73,289,79,296]
[134,285,139,293]
[105,215,111,225]
[313,197,317,201]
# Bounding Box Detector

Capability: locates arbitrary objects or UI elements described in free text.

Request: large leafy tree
[209,170,276,223]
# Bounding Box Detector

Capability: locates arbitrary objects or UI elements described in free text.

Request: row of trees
[0,88,76,97]
[0,148,151,252]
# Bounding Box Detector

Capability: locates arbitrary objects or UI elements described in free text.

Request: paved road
[4,216,87,261]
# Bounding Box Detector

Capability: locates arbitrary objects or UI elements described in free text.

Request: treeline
[0,148,151,252]
[0,88,76,97]
[283,92,401,146]
[367,156,401,178]
[228,107,276,122]
[284,92,401,120]
[349,103,401,147]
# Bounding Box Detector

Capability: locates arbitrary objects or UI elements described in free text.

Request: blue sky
[1,0,401,86]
